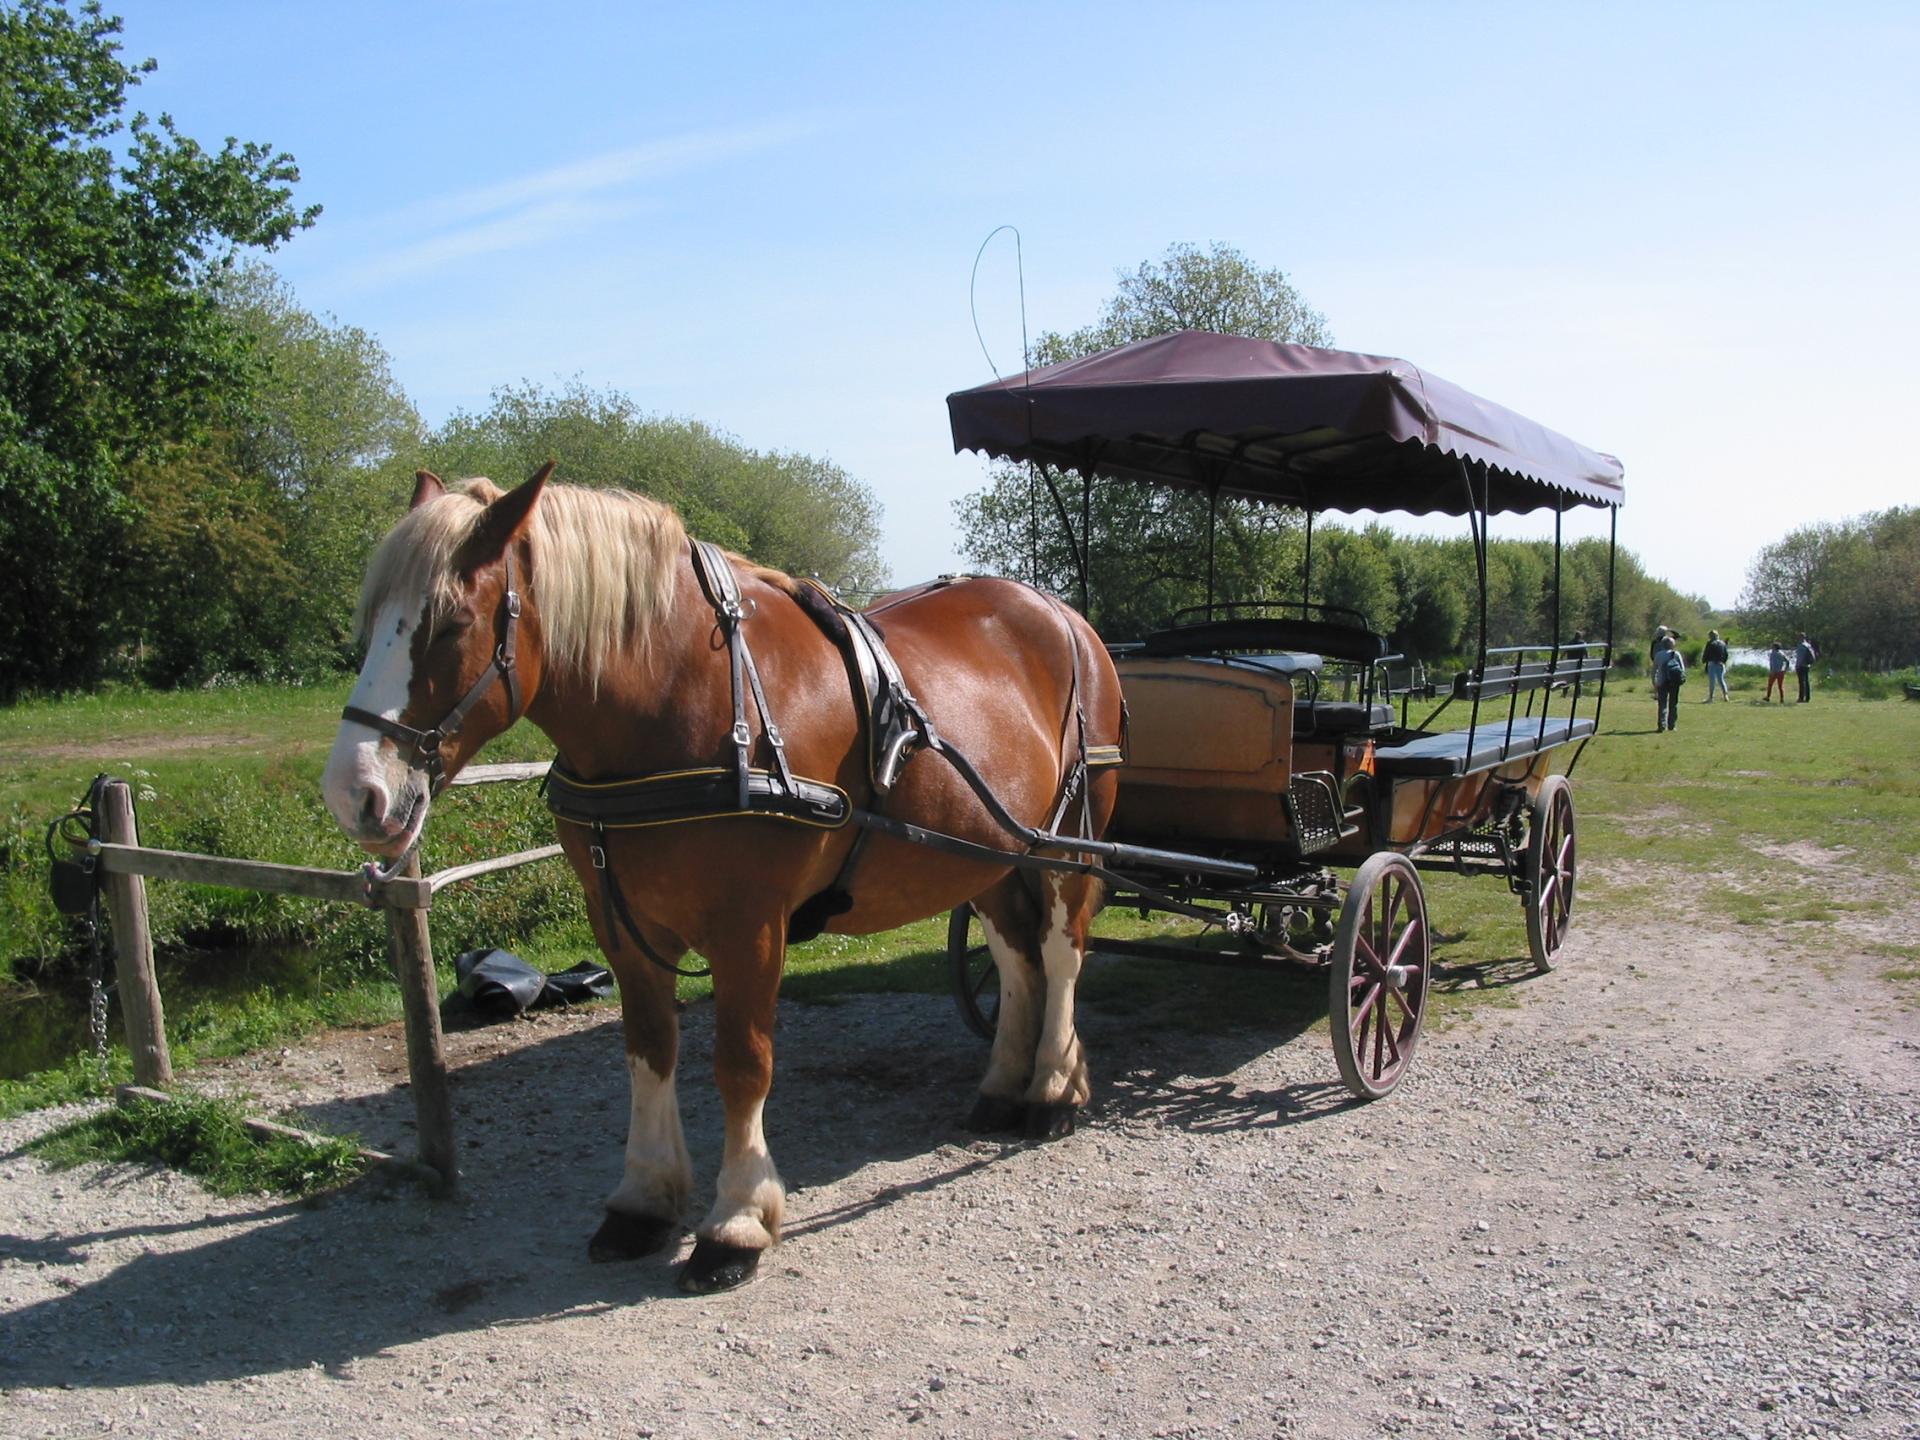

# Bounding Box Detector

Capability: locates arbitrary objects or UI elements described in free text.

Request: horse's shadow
[0,975,1355,1390]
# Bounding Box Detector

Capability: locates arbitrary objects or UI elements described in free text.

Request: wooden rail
[74,762,564,1198]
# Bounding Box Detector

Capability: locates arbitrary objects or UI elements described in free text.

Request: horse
[322,465,1125,1293]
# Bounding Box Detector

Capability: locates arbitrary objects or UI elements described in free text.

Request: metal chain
[86,894,111,1087]
[78,778,112,1088]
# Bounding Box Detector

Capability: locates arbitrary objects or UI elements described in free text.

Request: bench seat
[1374,716,1596,778]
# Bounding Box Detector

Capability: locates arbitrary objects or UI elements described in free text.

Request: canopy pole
[1027,463,1039,589]
[1553,504,1564,662]
[1302,512,1315,608]
[1079,470,1093,615]
[1462,460,1489,753]
[1597,503,1618,729]
[1205,486,1220,610]
[1033,453,1094,616]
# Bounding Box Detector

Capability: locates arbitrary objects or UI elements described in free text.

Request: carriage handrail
[1404,639,1612,768]
[1163,598,1377,631]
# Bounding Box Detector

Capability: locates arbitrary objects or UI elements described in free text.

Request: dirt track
[3,900,1916,1439]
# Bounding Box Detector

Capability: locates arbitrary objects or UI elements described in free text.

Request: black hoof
[1024,1102,1077,1142]
[965,1094,1026,1134]
[677,1237,763,1294]
[588,1208,678,1263]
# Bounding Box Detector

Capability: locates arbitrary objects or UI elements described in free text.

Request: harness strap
[690,539,797,803]
[587,821,711,978]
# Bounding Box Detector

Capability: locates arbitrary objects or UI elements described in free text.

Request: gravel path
[3,908,1916,1439]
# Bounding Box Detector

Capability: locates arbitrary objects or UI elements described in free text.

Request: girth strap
[545,763,850,830]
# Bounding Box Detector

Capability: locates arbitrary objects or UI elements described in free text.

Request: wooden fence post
[96,780,172,1087]
[385,851,457,1196]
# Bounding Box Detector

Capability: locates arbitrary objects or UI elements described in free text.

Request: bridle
[341,550,525,798]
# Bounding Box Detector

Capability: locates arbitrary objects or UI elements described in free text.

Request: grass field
[4,666,1917,1120]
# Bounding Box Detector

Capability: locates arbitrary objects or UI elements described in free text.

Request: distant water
[1729,647,1772,666]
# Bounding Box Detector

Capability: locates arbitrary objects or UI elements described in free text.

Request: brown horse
[322,466,1123,1292]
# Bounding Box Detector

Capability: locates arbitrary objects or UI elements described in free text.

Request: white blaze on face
[323,590,430,850]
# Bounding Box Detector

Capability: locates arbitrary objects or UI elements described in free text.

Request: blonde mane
[355,478,690,693]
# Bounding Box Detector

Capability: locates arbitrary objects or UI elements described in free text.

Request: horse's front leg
[679,921,786,1295]
[590,934,693,1264]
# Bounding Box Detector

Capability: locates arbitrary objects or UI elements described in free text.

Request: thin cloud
[328,115,827,291]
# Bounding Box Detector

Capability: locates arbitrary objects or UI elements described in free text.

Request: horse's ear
[464,461,552,564]
[411,470,446,509]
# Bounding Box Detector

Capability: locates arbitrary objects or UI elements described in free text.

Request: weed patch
[27,1093,365,1198]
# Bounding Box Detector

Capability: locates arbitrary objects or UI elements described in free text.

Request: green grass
[26,1092,365,1198]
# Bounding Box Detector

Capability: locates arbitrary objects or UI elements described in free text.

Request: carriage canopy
[947,330,1624,516]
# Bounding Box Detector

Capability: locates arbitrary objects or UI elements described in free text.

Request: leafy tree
[1034,240,1331,363]
[427,382,887,591]
[957,243,1329,637]
[1315,524,1401,636]
[213,263,421,676]
[1740,508,1920,667]
[0,0,316,697]
[116,445,290,685]
[1387,538,1471,662]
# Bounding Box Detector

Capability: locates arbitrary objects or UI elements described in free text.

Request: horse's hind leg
[965,875,1045,1134]
[591,943,692,1263]
[1023,870,1096,1140]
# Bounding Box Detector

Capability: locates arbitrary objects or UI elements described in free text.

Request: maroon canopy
[947,331,1624,515]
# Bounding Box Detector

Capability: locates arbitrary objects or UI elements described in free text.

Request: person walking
[1765,641,1789,702]
[1652,627,1685,731]
[1794,633,1819,703]
[1702,630,1730,702]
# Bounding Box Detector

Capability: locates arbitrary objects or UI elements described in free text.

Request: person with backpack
[1652,627,1686,731]
[1794,633,1819,703]
[1702,630,1730,702]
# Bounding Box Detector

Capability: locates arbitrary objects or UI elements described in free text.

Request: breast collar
[341,550,524,795]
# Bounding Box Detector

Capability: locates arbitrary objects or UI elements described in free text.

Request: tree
[427,382,888,591]
[212,263,421,676]
[1740,508,1920,667]
[0,0,317,696]
[956,243,1330,637]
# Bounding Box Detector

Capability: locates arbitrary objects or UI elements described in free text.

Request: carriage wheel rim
[1335,856,1428,1097]
[1528,782,1577,971]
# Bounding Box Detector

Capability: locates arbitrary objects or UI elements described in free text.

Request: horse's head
[323,464,551,855]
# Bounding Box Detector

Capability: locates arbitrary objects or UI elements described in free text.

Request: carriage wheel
[948,903,999,1040]
[1329,853,1431,1101]
[1524,775,1577,973]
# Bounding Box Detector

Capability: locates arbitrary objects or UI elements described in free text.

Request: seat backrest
[1140,616,1388,665]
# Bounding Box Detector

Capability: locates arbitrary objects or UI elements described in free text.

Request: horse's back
[868,577,1120,749]
[848,578,1122,842]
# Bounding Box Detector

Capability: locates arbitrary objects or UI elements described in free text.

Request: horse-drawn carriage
[327,329,1621,1291]
[943,331,1623,1100]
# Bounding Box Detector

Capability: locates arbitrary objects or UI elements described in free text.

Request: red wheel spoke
[1353,935,1389,982]
[1384,916,1419,971]
[1351,978,1383,1032]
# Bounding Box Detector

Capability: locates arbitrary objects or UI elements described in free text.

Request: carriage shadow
[0,969,1346,1390]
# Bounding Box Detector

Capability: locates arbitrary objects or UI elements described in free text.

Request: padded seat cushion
[1293,701,1393,736]
[1374,716,1596,778]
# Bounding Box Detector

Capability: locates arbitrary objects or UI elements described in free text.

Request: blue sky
[118,1,1918,608]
